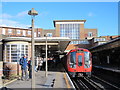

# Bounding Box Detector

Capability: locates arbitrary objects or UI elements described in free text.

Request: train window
[78,55,82,66]
[84,52,90,68]
[76,50,83,53]
[70,52,76,68]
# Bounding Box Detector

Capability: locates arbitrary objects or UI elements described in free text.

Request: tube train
[62,48,92,77]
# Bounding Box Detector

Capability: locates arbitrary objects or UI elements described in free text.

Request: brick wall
[80,24,85,39]
[84,28,97,38]
[55,24,60,37]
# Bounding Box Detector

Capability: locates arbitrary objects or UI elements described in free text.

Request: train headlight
[69,63,76,68]
[84,64,90,68]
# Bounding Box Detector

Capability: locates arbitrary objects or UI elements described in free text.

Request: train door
[68,52,76,72]
[76,52,84,72]
[84,52,92,71]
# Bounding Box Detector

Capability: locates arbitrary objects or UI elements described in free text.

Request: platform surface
[2,63,75,89]
[93,65,120,73]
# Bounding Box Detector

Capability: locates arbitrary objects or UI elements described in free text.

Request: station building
[0,19,119,78]
[0,20,98,75]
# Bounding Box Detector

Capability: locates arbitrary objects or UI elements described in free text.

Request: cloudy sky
[0,1,119,36]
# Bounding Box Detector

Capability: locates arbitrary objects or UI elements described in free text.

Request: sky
[0,1,119,36]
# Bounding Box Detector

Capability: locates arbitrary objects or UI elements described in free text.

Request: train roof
[67,48,90,55]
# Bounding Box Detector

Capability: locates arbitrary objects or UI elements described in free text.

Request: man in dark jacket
[28,58,32,79]
[19,55,29,80]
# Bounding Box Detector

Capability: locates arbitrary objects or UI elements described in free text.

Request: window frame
[17,30,21,34]
[8,29,12,34]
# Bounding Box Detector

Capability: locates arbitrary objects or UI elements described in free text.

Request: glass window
[12,60,17,62]
[23,30,26,36]
[60,23,80,43]
[78,55,82,66]
[98,38,99,41]
[47,33,52,37]
[11,45,17,48]
[84,52,91,68]
[6,45,10,47]
[88,32,93,37]
[94,38,96,42]
[11,47,17,51]
[11,57,17,60]
[2,28,6,35]
[28,31,31,35]
[34,32,36,37]
[70,52,76,68]
[84,52,90,62]
[103,38,106,41]
[17,30,21,34]
[4,44,28,62]
[11,54,17,56]
[6,48,10,50]
[8,29,12,34]
[38,32,40,37]
[11,51,17,53]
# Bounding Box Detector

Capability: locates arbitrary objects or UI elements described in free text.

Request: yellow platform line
[64,73,71,88]
[4,79,17,86]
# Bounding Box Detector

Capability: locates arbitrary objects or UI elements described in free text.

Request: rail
[72,75,120,90]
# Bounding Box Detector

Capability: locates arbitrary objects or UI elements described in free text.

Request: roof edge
[53,20,86,27]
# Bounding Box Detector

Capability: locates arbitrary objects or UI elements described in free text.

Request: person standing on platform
[19,55,29,80]
[35,58,38,72]
[42,58,46,70]
[37,59,43,71]
[28,58,32,79]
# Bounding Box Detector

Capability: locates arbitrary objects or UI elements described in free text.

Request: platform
[93,65,120,73]
[1,63,75,89]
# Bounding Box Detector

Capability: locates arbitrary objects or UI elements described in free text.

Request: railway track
[72,77,102,90]
[93,67,120,88]
[91,75,120,89]
[72,75,120,90]
[72,78,90,90]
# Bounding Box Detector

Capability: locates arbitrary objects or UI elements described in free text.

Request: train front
[67,48,92,77]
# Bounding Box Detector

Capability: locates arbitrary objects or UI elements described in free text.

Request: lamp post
[44,35,48,77]
[17,50,20,76]
[28,8,38,89]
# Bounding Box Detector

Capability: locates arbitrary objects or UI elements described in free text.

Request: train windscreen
[78,55,82,66]
[70,52,76,68]
[84,52,91,68]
